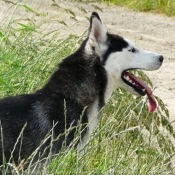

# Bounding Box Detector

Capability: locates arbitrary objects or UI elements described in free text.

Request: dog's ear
[88,12,107,52]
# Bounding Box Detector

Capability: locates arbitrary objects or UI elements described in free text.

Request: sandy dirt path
[1,1,175,124]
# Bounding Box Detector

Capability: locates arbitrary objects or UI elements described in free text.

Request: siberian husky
[0,12,163,168]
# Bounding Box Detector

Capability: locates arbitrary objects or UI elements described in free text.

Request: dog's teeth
[125,76,130,81]
[127,77,130,79]
[124,76,136,85]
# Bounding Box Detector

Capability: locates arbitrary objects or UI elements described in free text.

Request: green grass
[108,0,175,16]
[76,0,175,16]
[0,1,175,174]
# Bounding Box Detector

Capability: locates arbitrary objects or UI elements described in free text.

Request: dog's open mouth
[121,70,157,113]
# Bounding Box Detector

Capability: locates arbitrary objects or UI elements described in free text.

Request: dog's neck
[104,71,117,103]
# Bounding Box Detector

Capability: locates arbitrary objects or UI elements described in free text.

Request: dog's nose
[159,55,164,63]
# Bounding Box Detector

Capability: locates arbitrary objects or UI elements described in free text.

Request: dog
[0,12,163,168]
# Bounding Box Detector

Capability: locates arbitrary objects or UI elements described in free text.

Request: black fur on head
[87,12,103,37]
[102,34,129,64]
[87,12,129,64]
[91,12,102,23]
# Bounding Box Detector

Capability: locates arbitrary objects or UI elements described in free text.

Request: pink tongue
[125,73,157,113]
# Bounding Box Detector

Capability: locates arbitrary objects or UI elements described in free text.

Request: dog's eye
[128,48,136,53]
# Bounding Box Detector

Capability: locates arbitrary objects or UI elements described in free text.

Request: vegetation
[104,0,175,16]
[75,0,175,16]
[0,0,175,174]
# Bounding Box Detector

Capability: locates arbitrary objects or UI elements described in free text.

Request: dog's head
[85,12,163,112]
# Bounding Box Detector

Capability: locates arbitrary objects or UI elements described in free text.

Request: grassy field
[76,0,175,16]
[88,0,175,16]
[0,0,175,174]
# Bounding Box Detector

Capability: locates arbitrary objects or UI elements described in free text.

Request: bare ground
[1,1,175,124]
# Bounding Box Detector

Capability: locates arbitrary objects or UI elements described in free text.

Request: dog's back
[0,39,107,165]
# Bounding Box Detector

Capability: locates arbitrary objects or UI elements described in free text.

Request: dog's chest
[77,99,101,149]
[87,99,100,135]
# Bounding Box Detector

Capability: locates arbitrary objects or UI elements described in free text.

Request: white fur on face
[122,38,163,70]
[104,38,162,98]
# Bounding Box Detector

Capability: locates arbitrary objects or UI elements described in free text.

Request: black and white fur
[0,12,163,167]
